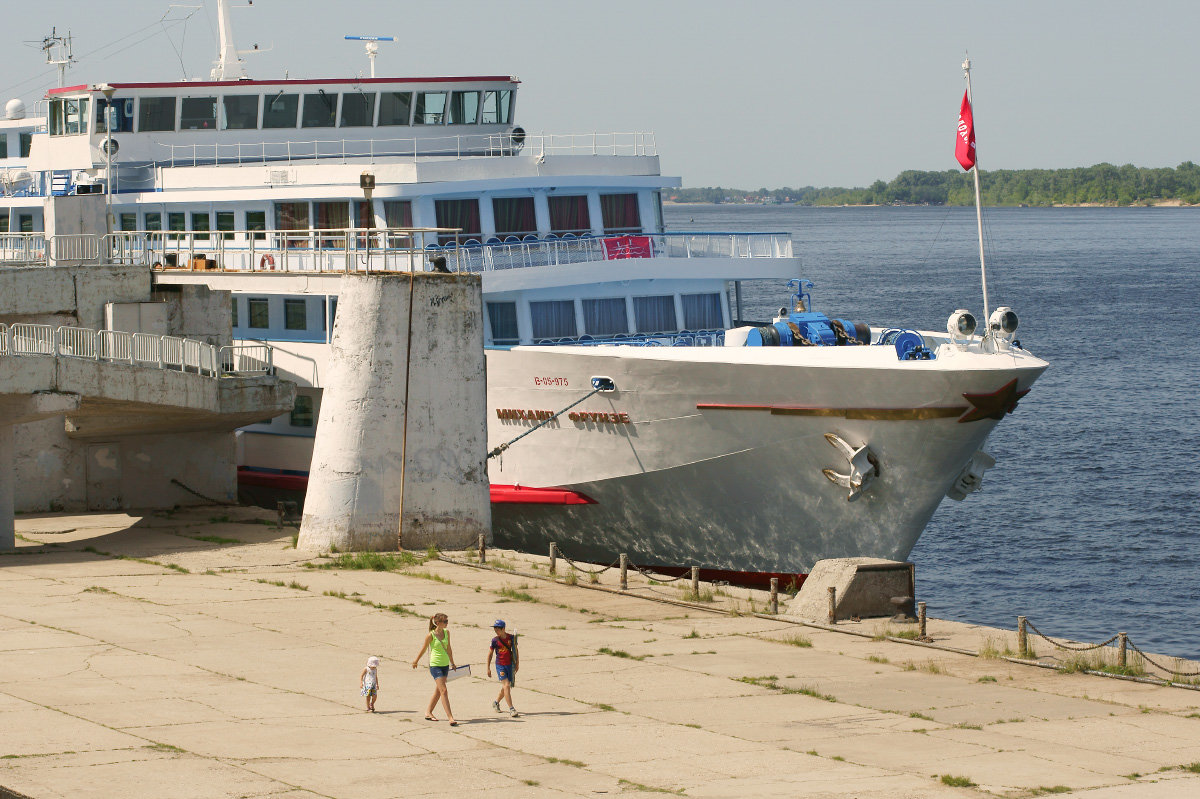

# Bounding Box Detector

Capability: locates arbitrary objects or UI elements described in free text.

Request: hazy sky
[1,0,1195,188]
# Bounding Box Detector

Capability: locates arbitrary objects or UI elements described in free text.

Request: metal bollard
[1118,632,1128,670]
[691,566,700,599]
[827,586,837,625]
[917,601,927,638]
[769,578,779,615]
[1017,616,1028,658]
[478,534,486,565]
[549,542,557,575]
[619,553,628,590]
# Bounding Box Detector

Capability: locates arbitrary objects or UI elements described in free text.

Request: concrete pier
[298,272,489,553]
[5,510,1200,799]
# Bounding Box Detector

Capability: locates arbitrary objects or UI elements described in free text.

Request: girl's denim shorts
[429,665,450,679]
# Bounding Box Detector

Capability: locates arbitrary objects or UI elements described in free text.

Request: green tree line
[670,162,1200,206]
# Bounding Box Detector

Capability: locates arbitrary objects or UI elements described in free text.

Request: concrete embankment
[3,509,1200,798]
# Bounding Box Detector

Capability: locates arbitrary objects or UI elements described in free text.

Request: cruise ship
[0,1,1047,579]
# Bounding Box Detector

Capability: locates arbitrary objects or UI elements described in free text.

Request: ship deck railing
[0,229,794,271]
[152,131,657,168]
[0,322,272,378]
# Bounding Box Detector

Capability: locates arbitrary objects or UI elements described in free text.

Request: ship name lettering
[533,376,569,387]
[566,411,631,424]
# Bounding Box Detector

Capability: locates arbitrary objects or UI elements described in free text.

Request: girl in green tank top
[412,612,457,725]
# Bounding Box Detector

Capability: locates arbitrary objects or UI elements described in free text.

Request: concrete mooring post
[769,578,779,615]
[619,554,628,590]
[691,566,700,599]
[1018,616,1028,658]
[918,601,927,638]
[1118,632,1128,670]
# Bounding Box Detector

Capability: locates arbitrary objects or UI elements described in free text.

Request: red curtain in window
[435,199,481,243]
[548,195,590,234]
[599,193,641,233]
[492,197,536,239]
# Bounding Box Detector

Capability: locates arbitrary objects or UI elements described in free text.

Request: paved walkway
[3,508,1200,798]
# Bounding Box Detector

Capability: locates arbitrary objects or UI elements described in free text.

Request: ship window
[340,92,375,127]
[0,213,7,232]
[168,212,186,240]
[652,190,665,233]
[600,193,641,234]
[378,92,412,126]
[414,92,447,125]
[119,213,137,232]
[275,202,311,248]
[284,298,308,330]
[245,210,266,240]
[492,197,536,239]
[247,297,269,329]
[549,195,590,235]
[301,92,337,128]
[480,90,513,124]
[49,100,64,136]
[95,97,134,133]
[19,133,32,157]
[290,395,314,427]
[384,200,412,247]
[191,212,210,240]
[0,135,7,158]
[314,202,350,248]
[139,97,177,132]
[329,297,337,329]
[262,93,298,128]
[181,97,217,130]
[530,300,577,340]
[682,293,723,330]
[232,297,238,328]
[634,295,677,333]
[63,98,89,135]
[216,211,235,240]
[434,198,481,244]
[145,212,161,231]
[583,298,628,336]
[18,214,33,233]
[448,91,479,124]
[222,95,260,130]
[486,302,519,344]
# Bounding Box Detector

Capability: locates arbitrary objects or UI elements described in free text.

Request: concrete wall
[299,272,490,553]
[43,194,106,267]
[0,263,151,330]
[152,284,234,345]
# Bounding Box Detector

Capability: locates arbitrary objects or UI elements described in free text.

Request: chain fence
[1021,617,1200,680]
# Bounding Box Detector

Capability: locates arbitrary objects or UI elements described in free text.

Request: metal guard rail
[0,323,272,379]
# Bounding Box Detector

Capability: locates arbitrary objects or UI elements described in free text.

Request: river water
[665,204,1200,659]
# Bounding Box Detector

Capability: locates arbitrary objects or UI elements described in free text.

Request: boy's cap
[366,656,380,668]
[492,620,506,629]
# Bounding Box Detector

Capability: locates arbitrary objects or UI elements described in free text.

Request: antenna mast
[42,28,75,88]
[962,56,990,328]
[345,35,394,78]
[211,0,264,81]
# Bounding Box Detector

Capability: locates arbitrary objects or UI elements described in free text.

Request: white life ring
[259,253,275,270]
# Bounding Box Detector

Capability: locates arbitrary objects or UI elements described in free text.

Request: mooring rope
[487,384,607,461]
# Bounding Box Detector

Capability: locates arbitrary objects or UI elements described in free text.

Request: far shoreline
[663,200,1197,208]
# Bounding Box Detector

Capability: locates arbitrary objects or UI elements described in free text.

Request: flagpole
[963,57,990,333]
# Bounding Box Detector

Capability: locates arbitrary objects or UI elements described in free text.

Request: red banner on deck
[955,90,976,171]
[602,235,653,259]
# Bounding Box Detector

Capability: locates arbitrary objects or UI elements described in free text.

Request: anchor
[822,433,880,501]
[945,450,996,500]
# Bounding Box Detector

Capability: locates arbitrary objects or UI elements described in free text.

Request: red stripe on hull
[235,470,594,506]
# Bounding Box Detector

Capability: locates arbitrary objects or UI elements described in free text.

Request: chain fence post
[827,586,837,625]
[918,601,927,639]
[478,534,486,565]
[619,554,628,590]
[691,566,699,599]
[769,578,779,615]
[1018,616,1028,658]
[1118,632,1127,670]
[549,542,557,575]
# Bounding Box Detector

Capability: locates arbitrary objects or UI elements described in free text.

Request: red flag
[955,90,976,170]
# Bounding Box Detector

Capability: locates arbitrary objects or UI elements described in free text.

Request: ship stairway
[50,171,72,196]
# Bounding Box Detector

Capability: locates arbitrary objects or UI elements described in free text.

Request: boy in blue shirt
[486,619,519,717]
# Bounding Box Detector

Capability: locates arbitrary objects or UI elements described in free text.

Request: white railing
[49,234,101,263]
[93,228,793,274]
[154,131,657,168]
[0,233,47,264]
[0,323,273,379]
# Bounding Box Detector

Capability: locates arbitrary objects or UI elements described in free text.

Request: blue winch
[745,311,872,347]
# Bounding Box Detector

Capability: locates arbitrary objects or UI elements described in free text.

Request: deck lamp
[989,306,1019,339]
[98,83,116,236]
[947,309,978,339]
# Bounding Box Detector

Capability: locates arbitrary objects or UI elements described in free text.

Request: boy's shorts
[496,663,514,683]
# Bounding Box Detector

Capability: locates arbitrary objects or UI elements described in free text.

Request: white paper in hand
[446,664,471,682]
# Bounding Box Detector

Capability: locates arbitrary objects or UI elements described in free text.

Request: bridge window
[284,299,308,331]
[414,92,447,125]
[95,98,134,133]
[480,90,512,125]
[139,97,177,132]
[530,300,577,340]
[486,302,519,344]
[682,293,723,329]
[600,193,641,234]
[50,98,90,136]
[181,97,217,130]
[263,93,298,128]
[434,198,480,244]
[19,133,32,157]
[634,295,676,333]
[247,298,269,329]
[340,92,375,127]
[301,92,337,128]
[548,195,590,235]
[222,95,260,130]
[290,395,315,428]
[583,298,628,336]
[378,92,412,126]
[492,197,535,239]
[448,91,479,124]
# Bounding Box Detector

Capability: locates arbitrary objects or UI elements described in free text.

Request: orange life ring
[259,253,275,270]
